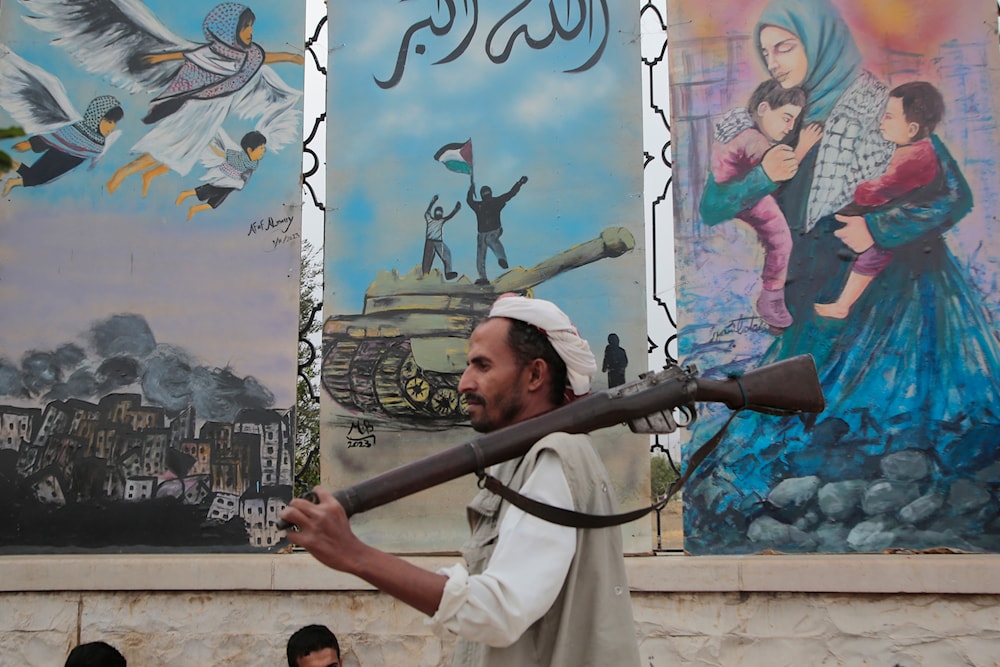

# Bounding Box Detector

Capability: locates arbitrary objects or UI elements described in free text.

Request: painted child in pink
[815,81,945,319]
[709,79,823,329]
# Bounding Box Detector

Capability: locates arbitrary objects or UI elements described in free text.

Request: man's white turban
[488,295,597,398]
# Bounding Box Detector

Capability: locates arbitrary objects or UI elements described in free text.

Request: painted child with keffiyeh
[705,79,822,330]
[102,2,303,196]
[175,130,266,220]
[3,95,123,198]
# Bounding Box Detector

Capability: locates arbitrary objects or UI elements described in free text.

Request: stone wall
[2,554,998,666]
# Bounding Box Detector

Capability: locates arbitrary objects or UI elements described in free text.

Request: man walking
[280,294,641,666]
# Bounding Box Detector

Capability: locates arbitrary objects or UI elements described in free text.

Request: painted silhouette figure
[176,130,266,220]
[18,1,303,197]
[602,333,628,387]
[422,194,460,279]
[467,175,528,285]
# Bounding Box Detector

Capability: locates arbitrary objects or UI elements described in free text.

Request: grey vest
[452,432,642,667]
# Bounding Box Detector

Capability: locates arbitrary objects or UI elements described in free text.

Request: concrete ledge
[2,552,999,594]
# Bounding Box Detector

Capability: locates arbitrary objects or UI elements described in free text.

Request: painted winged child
[175,129,266,220]
[19,0,303,197]
[0,46,123,197]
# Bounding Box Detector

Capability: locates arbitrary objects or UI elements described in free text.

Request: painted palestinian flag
[434,140,473,175]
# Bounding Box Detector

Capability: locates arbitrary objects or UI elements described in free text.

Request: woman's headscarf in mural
[44,95,122,159]
[145,3,265,122]
[755,0,862,124]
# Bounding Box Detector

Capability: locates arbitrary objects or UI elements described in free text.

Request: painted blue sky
[0,0,308,408]
[1,0,306,224]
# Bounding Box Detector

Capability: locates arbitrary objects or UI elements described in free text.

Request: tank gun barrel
[492,226,635,293]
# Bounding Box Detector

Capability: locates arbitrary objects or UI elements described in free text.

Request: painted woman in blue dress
[687,0,1000,553]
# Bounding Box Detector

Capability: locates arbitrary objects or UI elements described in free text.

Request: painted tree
[0,126,25,174]
[295,239,322,496]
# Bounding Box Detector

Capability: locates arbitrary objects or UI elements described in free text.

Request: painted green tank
[321,226,635,422]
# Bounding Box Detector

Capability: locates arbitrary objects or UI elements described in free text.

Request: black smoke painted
[0,313,275,421]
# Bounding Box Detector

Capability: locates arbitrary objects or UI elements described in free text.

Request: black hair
[287,625,340,667]
[65,641,126,667]
[241,130,267,152]
[889,81,945,141]
[103,106,124,123]
[238,8,256,32]
[747,78,806,117]
[504,317,569,407]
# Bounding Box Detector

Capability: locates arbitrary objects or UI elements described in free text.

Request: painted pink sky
[669,0,991,69]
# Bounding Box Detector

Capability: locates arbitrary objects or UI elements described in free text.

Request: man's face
[459,318,531,433]
[296,647,340,667]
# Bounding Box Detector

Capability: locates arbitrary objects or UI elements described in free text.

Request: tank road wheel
[398,355,419,382]
[429,386,461,417]
[325,339,469,421]
[404,375,432,404]
[322,340,359,410]
[375,340,429,416]
[425,372,467,418]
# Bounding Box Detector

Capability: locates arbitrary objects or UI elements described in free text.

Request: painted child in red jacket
[815,81,945,319]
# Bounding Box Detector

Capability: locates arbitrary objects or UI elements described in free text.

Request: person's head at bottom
[287,624,341,667]
[64,641,126,667]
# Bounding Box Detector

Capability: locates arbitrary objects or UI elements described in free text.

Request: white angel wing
[0,44,81,134]
[90,129,121,166]
[198,129,239,169]
[18,0,197,94]
[236,66,303,153]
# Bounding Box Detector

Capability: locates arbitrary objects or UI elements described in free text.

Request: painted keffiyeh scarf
[713,107,756,145]
[151,3,265,108]
[222,148,259,180]
[44,95,121,160]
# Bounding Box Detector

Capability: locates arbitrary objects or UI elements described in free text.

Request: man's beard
[466,391,524,433]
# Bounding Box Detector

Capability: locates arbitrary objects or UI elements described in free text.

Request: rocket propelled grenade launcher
[278,354,824,529]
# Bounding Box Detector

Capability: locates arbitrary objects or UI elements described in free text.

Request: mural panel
[667,0,1000,553]
[323,1,650,552]
[0,0,306,551]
